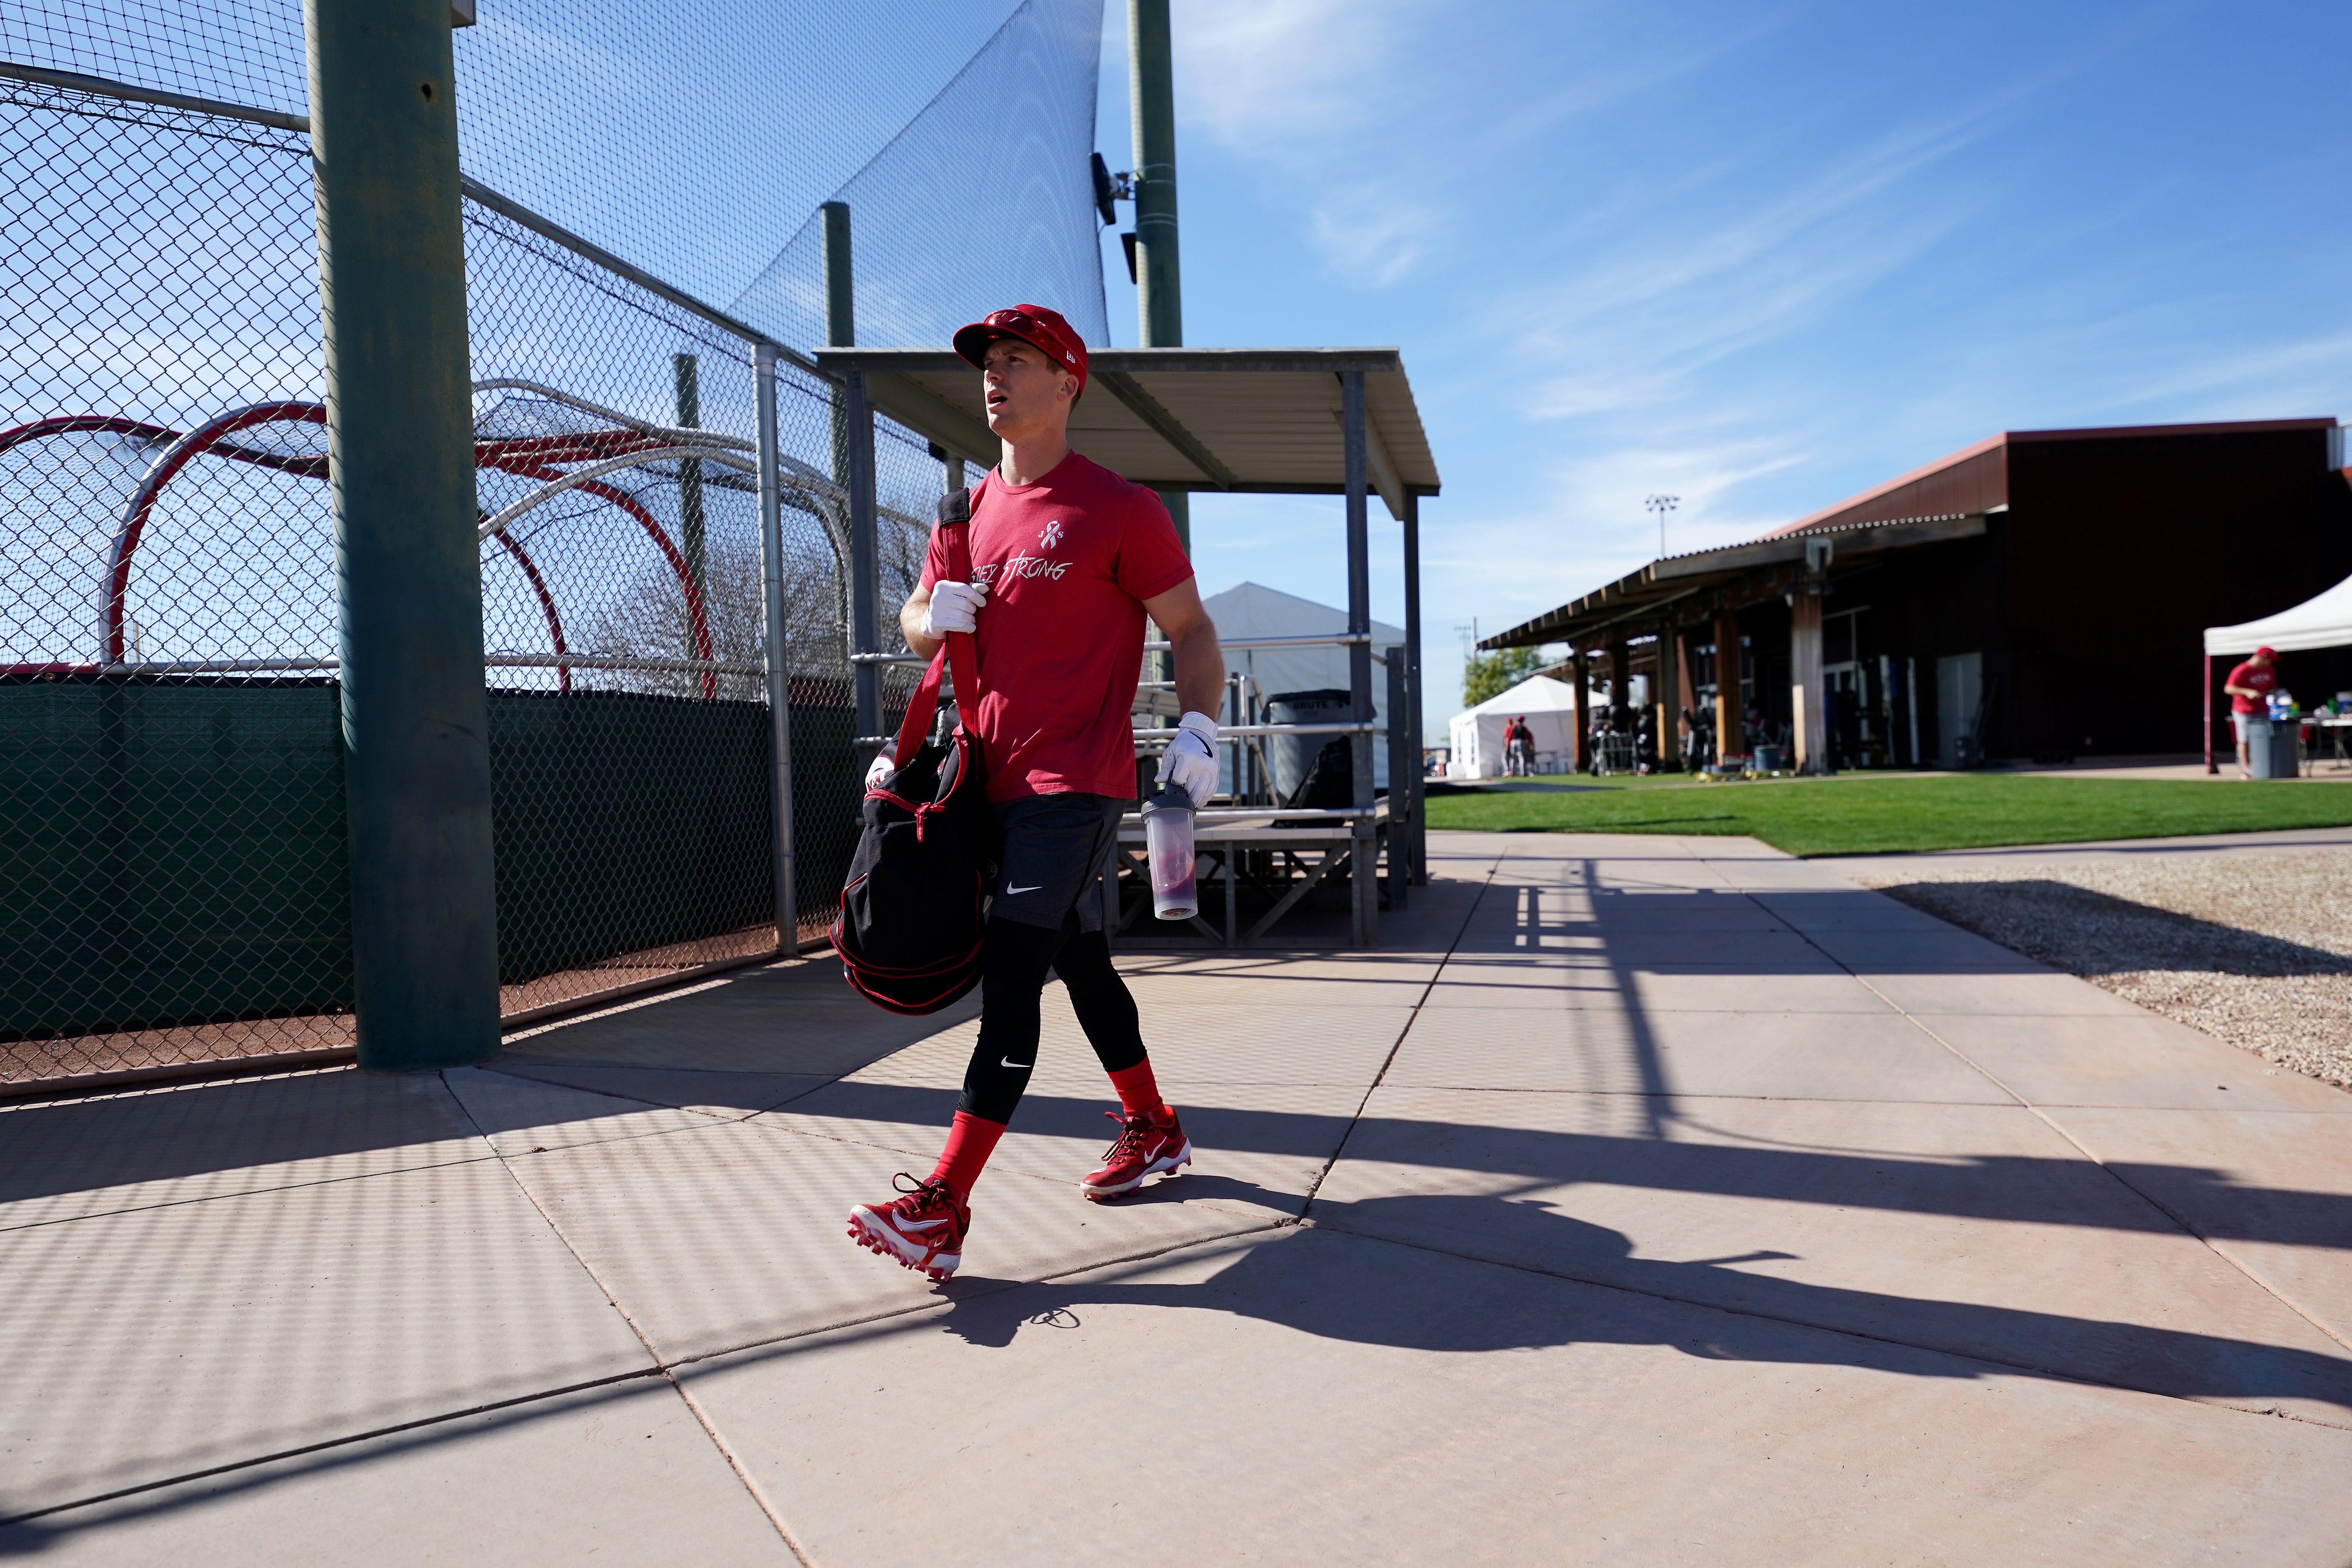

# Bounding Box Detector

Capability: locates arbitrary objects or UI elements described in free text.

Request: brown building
[1487,418,2352,771]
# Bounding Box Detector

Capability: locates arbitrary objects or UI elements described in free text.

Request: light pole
[1645,493,1679,558]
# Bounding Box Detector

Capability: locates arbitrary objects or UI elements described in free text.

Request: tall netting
[1,3,1101,1087]
[733,0,1109,350]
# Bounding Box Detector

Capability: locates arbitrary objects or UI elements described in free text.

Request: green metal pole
[306,0,499,1071]
[1127,0,1189,553]
[823,201,855,485]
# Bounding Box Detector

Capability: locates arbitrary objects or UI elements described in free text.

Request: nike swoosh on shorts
[1006,884,1041,894]
[1001,1057,1032,1070]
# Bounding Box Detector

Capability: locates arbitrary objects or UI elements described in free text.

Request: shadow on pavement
[932,1195,2352,1414]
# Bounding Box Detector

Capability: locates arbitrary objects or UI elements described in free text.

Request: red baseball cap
[2257,645,2277,658]
[953,304,1088,396]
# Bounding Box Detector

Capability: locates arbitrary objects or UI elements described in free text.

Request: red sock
[928,1111,1005,1202]
[1108,1060,1172,1124]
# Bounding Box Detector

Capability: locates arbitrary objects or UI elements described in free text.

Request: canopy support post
[1342,368,1376,947]
[845,369,880,742]
[2205,653,2216,774]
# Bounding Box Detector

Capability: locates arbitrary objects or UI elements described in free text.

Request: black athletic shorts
[989,791,1127,933]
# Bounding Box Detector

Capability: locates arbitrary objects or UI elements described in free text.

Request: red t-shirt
[921,451,1194,802]
[2226,659,2277,714]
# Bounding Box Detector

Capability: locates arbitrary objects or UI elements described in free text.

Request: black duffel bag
[833,491,996,1014]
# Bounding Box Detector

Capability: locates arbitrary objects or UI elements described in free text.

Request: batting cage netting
[1,0,1107,1086]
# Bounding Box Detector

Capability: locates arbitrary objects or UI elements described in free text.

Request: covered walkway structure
[815,347,1443,942]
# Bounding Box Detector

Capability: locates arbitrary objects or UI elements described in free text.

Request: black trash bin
[1264,689,1355,807]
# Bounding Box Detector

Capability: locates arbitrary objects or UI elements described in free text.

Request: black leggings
[959,916,1147,1124]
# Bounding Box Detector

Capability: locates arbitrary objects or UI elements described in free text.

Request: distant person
[2223,646,2281,778]
[1504,715,1535,776]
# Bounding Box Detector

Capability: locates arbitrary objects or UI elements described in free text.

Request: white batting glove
[1156,710,1220,807]
[921,580,987,639]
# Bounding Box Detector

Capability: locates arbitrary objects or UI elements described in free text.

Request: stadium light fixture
[1644,493,1679,557]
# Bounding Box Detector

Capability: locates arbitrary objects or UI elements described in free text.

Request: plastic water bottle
[1140,783,1197,921]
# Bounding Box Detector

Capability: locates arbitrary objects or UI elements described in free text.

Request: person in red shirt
[845,305,1225,1281]
[2223,646,2281,778]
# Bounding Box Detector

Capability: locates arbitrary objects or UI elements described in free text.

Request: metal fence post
[1341,368,1376,946]
[755,343,799,959]
[306,0,499,1070]
[846,369,882,741]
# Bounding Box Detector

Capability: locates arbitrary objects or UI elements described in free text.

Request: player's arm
[1142,577,1226,806]
[1142,576,1224,718]
[900,586,940,663]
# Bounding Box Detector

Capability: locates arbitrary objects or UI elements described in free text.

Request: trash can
[2247,717,2300,779]
[1263,689,1354,804]
[1752,744,1789,773]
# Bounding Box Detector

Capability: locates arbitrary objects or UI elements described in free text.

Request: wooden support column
[1572,648,1591,774]
[1655,630,1677,767]
[1674,629,1696,766]
[1791,586,1829,773]
[1608,639,1630,731]
[1714,611,1741,760]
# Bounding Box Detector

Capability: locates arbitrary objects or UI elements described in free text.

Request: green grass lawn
[1419,772,2352,857]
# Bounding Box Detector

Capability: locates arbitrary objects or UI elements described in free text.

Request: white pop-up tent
[2205,572,2352,655]
[1199,582,1405,790]
[2201,571,2352,769]
[1447,673,1592,779]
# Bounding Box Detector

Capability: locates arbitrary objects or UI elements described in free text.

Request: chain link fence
[2,69,964,1088]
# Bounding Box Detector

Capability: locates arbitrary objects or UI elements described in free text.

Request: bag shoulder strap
[889,485,983,762]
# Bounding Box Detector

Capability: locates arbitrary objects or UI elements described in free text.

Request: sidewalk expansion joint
[1762,881,2352,1362]
[1297,846,1508,1220]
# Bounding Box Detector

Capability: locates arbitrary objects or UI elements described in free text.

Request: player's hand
[864,751,894,793]
[921,580,987,639]
[1156,711,1220,807]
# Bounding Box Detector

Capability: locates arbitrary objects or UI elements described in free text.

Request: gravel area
[1855,849,2352,1091]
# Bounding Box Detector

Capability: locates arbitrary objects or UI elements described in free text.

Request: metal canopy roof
[809,347,1439,521]
[1481,512,1989,650]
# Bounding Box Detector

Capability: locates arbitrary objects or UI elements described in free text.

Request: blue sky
[1089,0,2352,740]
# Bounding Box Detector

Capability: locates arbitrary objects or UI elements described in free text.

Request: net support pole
[1402,489,1426,884]
[306,0,499,1070]
[823,201,855,481]
[846,369,882,740]
[755,344,799,959]
[1342,368,1376,946]
[1128,0,1189,553]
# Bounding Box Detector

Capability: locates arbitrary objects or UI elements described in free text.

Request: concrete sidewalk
[4,831,2348,1564]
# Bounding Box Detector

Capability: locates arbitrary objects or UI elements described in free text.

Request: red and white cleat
[846,1174,969,1281]
[1080,1108,1192,1202]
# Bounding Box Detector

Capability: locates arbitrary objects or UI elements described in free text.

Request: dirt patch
[1855,850,2352,1091]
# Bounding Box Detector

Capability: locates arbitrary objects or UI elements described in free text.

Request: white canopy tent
[2204,572,2352,654]
[1199,581,1405,791]
[1447,673,1593,779]
[2201,572,2352,771]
